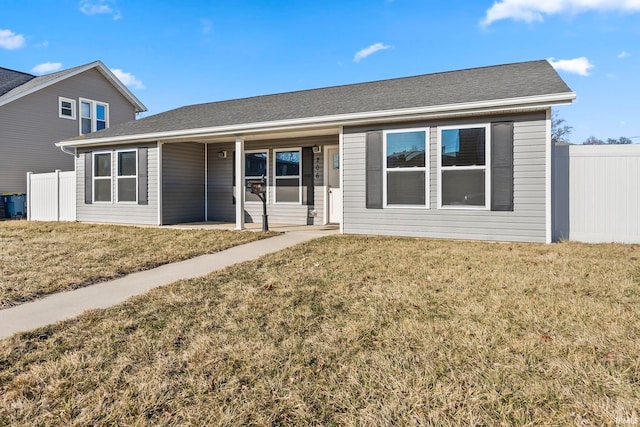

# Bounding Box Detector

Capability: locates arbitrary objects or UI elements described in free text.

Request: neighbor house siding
[206,135,336,225]
[342,112,548,242]
[162,142,205,224]
[0,68,137,193]
[76,143,158,224]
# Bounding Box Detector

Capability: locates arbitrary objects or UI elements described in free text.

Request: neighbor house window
[274,148,301,203]
[383,128,429,207]
[117,150,137,202]
[93,152,112,202]
[80,99,109,134]
[438,124,490,209]
[58,97,76,120]
[245,150,268,203]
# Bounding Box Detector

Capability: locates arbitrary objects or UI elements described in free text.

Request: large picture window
[80,98,109,134]
[93,152,112,202]
[438,124,490,209]
[117,150,137,202]
[245,151,268,203]
[274,149,301,203]
[383,129,428,207]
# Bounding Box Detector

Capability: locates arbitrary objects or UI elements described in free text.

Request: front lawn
[0,221,274,307]
[1,236,639,425]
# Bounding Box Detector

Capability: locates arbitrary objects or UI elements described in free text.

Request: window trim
[116,149,138,204]
[273,147,302,204]
[58,97,76,120]
[437,123,491,210]
[382,127,430,209]
[245,149,269,204]
[79,98,110,135]
[92,151,113,204]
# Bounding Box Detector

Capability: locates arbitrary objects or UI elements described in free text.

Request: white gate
[554,145,640,243]
[27,170,76,221]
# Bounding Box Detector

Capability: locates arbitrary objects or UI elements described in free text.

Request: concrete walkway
[0,229,334,340]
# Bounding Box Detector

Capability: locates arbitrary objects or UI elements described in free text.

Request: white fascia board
[0,61,147,113]
[57,92,576,148]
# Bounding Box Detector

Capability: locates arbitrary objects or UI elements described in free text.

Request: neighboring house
[0,61,146,194]
[56,60,575,243]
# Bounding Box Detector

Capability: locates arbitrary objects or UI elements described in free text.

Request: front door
[327,146,342,224]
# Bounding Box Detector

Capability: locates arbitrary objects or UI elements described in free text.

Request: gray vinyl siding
[207,135,336,225]
[342,112,548,242]
[162,142,205,224]
[76,143,158,224]
[0,68,137,193]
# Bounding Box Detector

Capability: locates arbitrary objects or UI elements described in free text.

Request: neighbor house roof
[0,61,147,112]
[59,59,575,147]
[0,67,35,97]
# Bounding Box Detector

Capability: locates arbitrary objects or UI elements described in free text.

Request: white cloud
[31,62,63,74]
[0,28,26,50]
[111,68,145,90]
[79,0,121,20]
[353,42,391,62]
[482,0,640,26]
[36,40,49,48]
[617,51,631,59]
[548,57,594,76]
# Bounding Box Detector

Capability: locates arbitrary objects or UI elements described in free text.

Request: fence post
[55,169,61,222]
[26,172,32,220]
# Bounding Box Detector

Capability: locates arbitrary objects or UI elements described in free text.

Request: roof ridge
[176,59,550,111]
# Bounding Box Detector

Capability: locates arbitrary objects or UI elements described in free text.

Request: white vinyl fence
[554,144,640,243]
[27,170,76,221]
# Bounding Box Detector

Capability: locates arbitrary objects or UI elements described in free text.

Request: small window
[245,151,268,203]
[93,152,112,202]
[274,149,301,203]
[80,98,109,134]
[438,124,491,209]
[383,129,429,207]
[117,150,137,202]
[59,97,76,120]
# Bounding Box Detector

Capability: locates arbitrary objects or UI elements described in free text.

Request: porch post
[235,137,245,230]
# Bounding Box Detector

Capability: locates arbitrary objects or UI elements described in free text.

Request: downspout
[59,145,77,157]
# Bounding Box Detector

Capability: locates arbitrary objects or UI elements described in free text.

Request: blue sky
[1,0,638,143]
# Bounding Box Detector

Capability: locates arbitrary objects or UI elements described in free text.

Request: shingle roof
[67,60,574,142]
[0,67,35,97]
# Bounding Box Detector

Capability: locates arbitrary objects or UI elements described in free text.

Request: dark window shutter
[138,147,148,205]
[491,122,514,211]
[84,152,92,204]
[366,131,383,209]
[302,147,314,205]
[232,151,236,204]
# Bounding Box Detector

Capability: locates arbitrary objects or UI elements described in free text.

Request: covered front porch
[158,131,342,229]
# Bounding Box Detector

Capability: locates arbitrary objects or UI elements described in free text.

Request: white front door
[327,146,342,224]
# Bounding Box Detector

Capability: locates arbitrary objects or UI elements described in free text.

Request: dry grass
[1,235,639,425]
[0,221,274,308]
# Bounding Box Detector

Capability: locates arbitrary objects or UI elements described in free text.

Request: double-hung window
[80,99,109,134]
[274,148,301,203]
[438,124,490,209]
[245,151,268,203]
[383,128,428,207]
[58,97,76,119]
[117,150,137,202]
[93,152,112,202]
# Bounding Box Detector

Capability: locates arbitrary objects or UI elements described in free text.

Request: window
[438,124,490,209]
[274,149,301,203]
[80,99,109,134]
[117,150,137,202]
[245,151,268,203]
[93,152,112,202]
[383,128,428,207]
[59,97,76,119]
